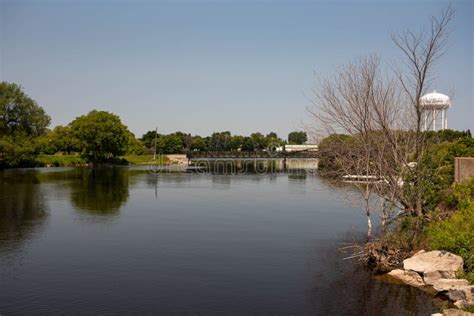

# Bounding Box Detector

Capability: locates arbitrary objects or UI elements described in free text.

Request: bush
[422,138,474,210]
[0,135,41,168]
[426,179,474,276]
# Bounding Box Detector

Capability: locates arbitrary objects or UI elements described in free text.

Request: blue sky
[1,0,472,139]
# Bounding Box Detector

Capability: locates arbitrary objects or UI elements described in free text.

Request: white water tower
[420,91,451,131]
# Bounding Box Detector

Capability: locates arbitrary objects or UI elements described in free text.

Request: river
[0,167,437,314]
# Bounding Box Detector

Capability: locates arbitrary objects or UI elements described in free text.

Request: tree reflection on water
[69,168,130,215]
[0,171,48,250]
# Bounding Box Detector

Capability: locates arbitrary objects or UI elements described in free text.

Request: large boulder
[403,251,463,275]
[388,269,425,287]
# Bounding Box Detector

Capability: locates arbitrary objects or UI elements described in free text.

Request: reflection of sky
[2,0,472,137]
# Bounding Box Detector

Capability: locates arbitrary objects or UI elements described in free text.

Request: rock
[454,300,474,309]
[453,299,474,309]
[388,269,425,287]
[454,300,465,309]
[403,250,463,275]
[424,270,457,285]
[433,279,470,292]
[441,309,474,316]
[448,286,474,302]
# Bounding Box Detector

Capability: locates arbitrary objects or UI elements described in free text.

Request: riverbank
[379,250,474,314]
[364,178,474,314]
[34,154,174,167]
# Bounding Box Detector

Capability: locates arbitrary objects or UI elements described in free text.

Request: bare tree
[309,5,454,239]
[308,56,391,237]
[391,4,454,217]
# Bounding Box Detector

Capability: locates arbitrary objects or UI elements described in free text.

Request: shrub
[427,179,474,274]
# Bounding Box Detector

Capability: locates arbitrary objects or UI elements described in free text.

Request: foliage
[51,125,80,154]
[426,179,474,275]
[191,136,208,151]
[0,82,51,168]
[317,133,353,174]
[208,131,232,151]
[422,136,474,210]
[0,134,41,168]
[425,129,472,144]
[0,82,50,137]
[141,130,160,150]
[157,133,184,154]
[126,132,147,155]
[69,110,129,162]
[41,125,81,154]
[140,130,285,153]
[288,131,307,144]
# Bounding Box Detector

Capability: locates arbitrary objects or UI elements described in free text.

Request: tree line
[140,130,307,154]
[0,81,308,168]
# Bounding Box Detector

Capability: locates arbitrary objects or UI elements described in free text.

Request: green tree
[288,131,307,145]
[208,131,232,151]
[0,82,50,137]
[69,110,129,162]
[241,136,255,152]
[50,125,80,154]
[266,132,278,139]
[191,136,207,151]
[250,132,268,150]
[229,135,244,151]
[126,132,147,155]
[265,132,284,150]
[157,134,184,154]
[0,82,50,167]
[141,130,161,150]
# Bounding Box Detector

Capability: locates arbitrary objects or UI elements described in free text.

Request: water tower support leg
[441,109,445,130]
[445,110,448,130]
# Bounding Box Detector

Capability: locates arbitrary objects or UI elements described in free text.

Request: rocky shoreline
[382,250,473,315]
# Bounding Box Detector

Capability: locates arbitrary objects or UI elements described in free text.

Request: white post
[433,110,436,131]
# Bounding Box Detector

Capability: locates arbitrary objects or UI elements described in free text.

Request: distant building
[276,144,319,152]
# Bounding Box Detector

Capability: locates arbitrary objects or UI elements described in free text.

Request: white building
[420,91,451,131]
[276,144,319,152]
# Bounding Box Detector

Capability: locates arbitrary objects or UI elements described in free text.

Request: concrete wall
[454,157,474,182]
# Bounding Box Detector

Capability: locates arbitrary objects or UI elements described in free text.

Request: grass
[122,154,170,165]
[36,154,86,167]
[36,154,171,167]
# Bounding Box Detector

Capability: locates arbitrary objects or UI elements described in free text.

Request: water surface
[0,167,437,315]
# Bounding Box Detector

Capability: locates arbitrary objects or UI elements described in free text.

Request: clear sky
[1,0,472,139]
